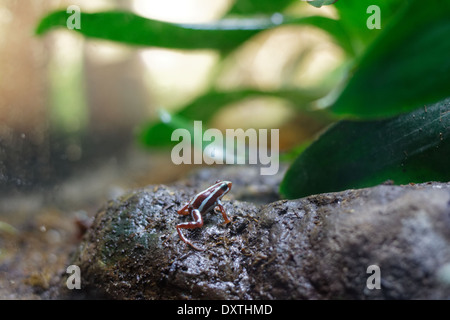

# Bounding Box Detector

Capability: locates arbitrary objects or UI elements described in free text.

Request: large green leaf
[139,88,329,148]
[333,0,404,51]
[227,0,296,15]
[307,0,339,8]
[177,88,326,121]
[280,97,450,199]
[35,10,353,55]
[329,0,450,118]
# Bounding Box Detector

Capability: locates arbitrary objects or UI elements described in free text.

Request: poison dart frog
[176,180,232,251]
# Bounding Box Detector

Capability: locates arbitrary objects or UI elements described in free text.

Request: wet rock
[72,176,450,299]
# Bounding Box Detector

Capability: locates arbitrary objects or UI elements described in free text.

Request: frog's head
[215,180,232,194]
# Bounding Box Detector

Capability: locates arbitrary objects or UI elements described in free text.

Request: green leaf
[139,110,198,147]
[138,110,240,164]
[333,0,404,51]
[36,10,353,55]
[280,140,312,162]
[138,87,329,148]
[280,97,450,199]
[177,88,326,122]
[36,10,259,52]
[329,0,450,118]
[307,0,339,8]
[227,0,296,15]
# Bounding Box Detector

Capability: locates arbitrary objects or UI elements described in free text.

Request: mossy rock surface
[72,167,450,299]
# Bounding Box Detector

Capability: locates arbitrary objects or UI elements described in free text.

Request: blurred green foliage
[307,0,339,9]
[36,10,353,54]
[227,0,295,14]
[36,0,450,199]
[331,0,450,118]
[280,99,450,198]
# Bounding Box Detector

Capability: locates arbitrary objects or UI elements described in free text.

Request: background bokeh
[0,0,339,212]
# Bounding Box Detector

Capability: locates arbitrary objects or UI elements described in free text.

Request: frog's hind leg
[176,209,205,251]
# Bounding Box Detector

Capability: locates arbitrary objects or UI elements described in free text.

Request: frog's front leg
[177,203,190,216]
[214,200,231,224]
[176,208,205,251]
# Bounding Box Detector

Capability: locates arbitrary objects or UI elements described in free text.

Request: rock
[305,183,450,299]
[70,172,450,299]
